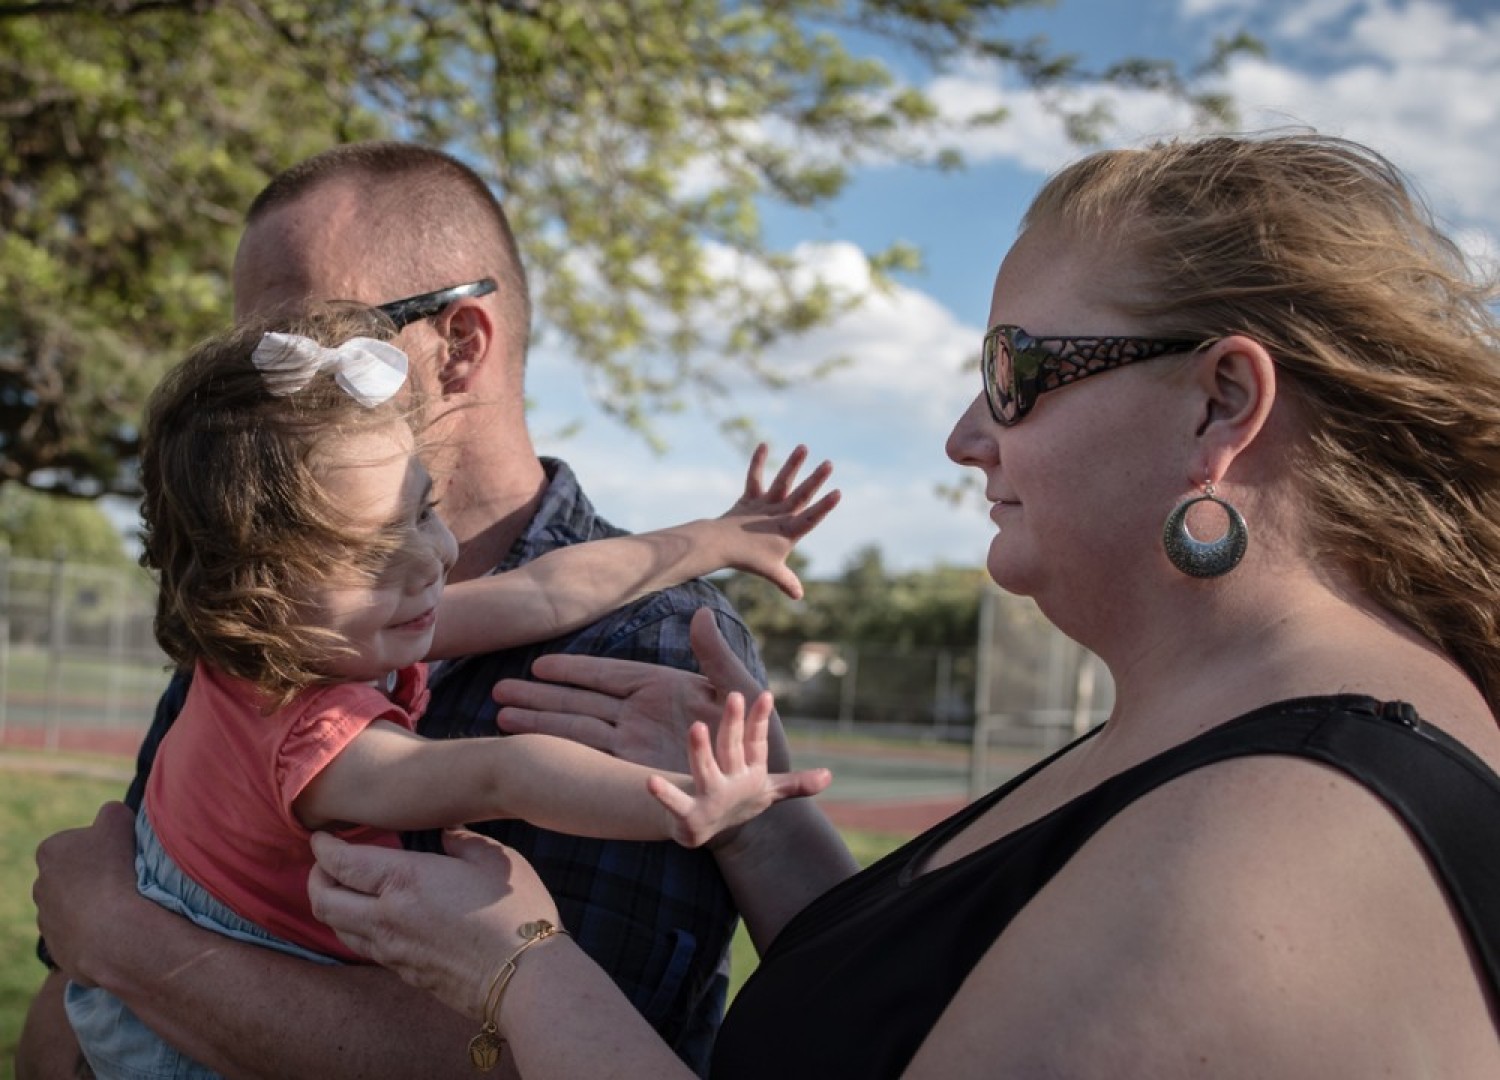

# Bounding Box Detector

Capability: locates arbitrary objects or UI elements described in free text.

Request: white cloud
[1212,1,1500,232]
[912,61,1203,178]
[525,238,989,575]
[741,243,980,431]
[571,238,983,436]
[909,1,1500,247]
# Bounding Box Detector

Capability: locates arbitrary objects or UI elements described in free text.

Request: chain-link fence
[0,552,168,753]
[756,586,1113,797]
[0,556,1111,805]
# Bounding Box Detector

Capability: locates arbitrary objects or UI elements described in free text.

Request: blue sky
[495,0,1500,578]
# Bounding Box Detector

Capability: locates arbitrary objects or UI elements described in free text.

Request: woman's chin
[985,541,1037,598]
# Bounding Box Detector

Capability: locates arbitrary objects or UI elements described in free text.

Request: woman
[308,131,1500,1077]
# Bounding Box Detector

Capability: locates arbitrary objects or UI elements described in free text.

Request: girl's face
[944,221,1189,626]
[309,420,457,682]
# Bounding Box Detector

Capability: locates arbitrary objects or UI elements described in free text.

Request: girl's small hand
[647,690,831,848]
[718,443,840,599]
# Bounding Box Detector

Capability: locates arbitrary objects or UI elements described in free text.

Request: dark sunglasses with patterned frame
[981,324,1211,426]
[376,278,497,330]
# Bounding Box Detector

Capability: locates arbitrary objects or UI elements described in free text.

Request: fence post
[1071,650,1097,737]
[836,646,859,732]
[970,586,997,798]
[105,571,129,727]
[0,614,8,746]
[936,645,948,738]
[0,541,9,744]
[44,550,66,751]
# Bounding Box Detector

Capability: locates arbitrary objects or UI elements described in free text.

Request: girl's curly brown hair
[1027,131,1500,716]
[139,303,424,707]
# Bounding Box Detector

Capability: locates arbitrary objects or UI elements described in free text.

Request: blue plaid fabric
[124,458,764,1076]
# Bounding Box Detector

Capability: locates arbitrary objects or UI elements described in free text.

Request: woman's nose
[945,392,999,469]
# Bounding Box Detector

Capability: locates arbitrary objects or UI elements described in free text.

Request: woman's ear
[431,299,494,395]
[1191,334,1277,483]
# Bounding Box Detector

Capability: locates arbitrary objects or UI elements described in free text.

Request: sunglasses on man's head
[376,278,497,330]
[981,324,1209,426]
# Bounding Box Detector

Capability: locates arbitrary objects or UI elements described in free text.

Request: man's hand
[32,801,141,987]
[493,608,786,771]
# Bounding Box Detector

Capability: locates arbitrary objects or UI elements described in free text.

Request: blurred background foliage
[0,0,1246,504]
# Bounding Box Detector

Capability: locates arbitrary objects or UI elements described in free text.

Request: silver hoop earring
[1162,483,1248,578]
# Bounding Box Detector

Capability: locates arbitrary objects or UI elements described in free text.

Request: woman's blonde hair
[1026,131,1500,715]
[140,303,422,705]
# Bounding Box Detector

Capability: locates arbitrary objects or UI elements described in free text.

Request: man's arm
[28,801,492,1080]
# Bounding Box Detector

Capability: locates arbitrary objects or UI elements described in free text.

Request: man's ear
[1190,334,1277,483]
[432,299,494,395]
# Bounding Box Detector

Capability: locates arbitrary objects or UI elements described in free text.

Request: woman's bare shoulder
[903,755,1500,1079]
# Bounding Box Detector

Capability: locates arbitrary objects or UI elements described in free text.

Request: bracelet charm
[468,1024,504,1071]
[468,918,569,1072]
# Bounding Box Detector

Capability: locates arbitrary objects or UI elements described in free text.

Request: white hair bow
[250,333,409,407]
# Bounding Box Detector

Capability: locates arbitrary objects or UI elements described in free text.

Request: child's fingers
[788,489,841,538]
[767,565,804,600]
[648,774,697,819]
[783,458,833,510]
[743,442,770,499]
[687,718,720,793]
[715,691,749,776]
[765,444,808,502]
[742,691,774,771]
[767,767,833,801]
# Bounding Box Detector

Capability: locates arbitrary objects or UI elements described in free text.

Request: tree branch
[0,0,213,18]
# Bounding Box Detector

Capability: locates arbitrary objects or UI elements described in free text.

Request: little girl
[65,303,836,1079]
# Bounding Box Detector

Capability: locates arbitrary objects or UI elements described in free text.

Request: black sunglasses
[981,324,1209,426]
[376,278,497,330]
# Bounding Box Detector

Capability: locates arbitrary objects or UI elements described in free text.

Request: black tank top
[711,695,1500,1078]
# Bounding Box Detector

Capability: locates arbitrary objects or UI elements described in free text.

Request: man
[21,142,764,1078]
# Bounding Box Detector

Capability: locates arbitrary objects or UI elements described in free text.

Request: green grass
[0,764,909,1077]
[1,767,123,1080]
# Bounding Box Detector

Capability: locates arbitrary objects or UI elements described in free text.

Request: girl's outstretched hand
[647,690,831,848]
[717,443,840,599]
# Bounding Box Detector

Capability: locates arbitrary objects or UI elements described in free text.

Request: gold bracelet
[468,919,570,1072]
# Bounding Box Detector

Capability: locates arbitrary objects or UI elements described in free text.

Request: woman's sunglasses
[981,324,1208,426]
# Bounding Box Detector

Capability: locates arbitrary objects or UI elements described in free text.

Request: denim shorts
[64,809,336,1079]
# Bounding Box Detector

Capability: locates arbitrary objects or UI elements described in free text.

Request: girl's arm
[427,443,838,659]
[295,691,830,847]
